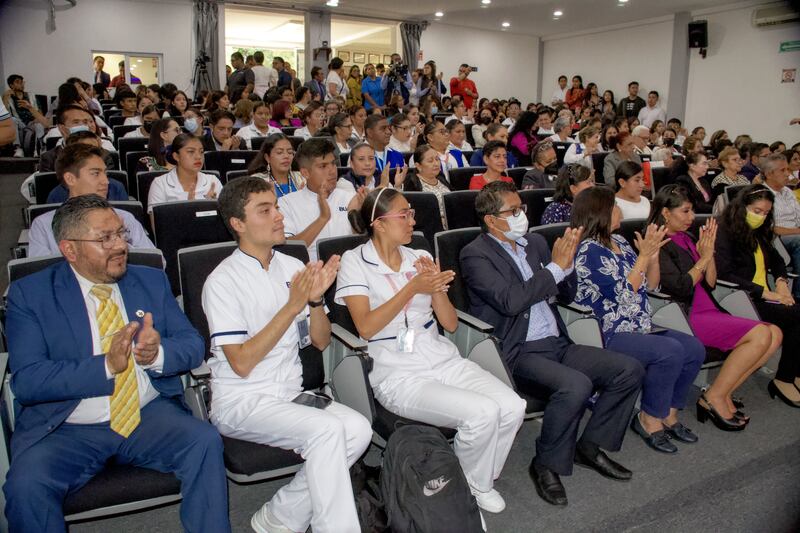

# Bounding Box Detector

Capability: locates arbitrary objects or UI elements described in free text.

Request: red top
[565,88,585,111]
[450,77,478,109]
[468,174,514,190]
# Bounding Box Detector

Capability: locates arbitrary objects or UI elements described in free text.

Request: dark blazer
[675,174,713,213]
[659,237,726,315]
[5,262,204,458]
[715,222,787,300]
[460,232,576,369]
[201,133,246,152]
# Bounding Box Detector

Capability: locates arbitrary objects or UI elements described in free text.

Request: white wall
[0,0,194,99]
[685,5,800,145]
[541,19,675,111]
[421,22,539,103]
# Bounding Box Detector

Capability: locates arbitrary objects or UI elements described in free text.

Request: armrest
[0,353,8,382]
[788,273,798,279]
[647,290,673,300]
[716,279,739,289]
[189,361,211,380]
[331,323,368,352]
[556,302,592,315]
[456,309,494,333]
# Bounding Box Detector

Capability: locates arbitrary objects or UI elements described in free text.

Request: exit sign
[779,40,800,53]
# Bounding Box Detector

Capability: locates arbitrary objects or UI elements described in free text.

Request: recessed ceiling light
[553,10,563,16]
[326,0,338,6]
[481,0,491,4]
[435,11,444,17]
[501,21,510,27]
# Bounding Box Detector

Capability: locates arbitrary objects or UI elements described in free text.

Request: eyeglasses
[495,205,527,218]
[375,209,416,222]
[67,228,131,249]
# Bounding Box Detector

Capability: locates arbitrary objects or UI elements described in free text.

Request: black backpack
[351,459,388,533]
[380,425,483,533]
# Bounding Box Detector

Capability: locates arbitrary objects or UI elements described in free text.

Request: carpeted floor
[69,373,800,533]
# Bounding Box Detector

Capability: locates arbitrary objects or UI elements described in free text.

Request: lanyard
[384,272,413,327]
[376,152,386,172]
[269,172,297,198]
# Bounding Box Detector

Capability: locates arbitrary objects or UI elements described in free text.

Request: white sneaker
[251,502,296,533]
[470,486,506,513]
[13,146,24,158]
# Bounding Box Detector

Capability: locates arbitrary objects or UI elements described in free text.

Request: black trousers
[512,336,644,475]
[754,301,800,382]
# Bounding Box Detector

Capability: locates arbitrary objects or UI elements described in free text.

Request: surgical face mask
[746,210,766,229]
[184,117,199,133]
[68,124,90,134]
[143,121,154,134]
[430,105,438,115]
[480,115,492,125]
[664,137,675,147]
[500,210,529,241]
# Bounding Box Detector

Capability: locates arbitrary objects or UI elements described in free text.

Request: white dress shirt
[637,105,666,128]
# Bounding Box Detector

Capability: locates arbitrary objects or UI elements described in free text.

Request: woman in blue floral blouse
[571,187,705,454]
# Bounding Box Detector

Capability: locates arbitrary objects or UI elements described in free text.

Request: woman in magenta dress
[651,185,782,428]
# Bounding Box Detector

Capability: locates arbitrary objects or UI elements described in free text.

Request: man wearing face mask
[522,142,559,189]
[461,181,644,507]
[38,106,116,172]
[122,105,159,139]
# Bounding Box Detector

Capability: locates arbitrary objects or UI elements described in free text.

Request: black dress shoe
[528,460,568,506]
[663,421,699,443]
[574,448,632,481]
[768,380,800,408]
[630,412,678,453]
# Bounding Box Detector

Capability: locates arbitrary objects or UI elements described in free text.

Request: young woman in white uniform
[336,187,526,515]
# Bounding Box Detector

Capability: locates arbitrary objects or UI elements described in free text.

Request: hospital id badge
[296,315,311,349]
[396,327,415,353]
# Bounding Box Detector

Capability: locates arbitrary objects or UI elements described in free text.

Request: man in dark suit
[201,109,246,152]
[3,195,230,532]
[93,56,111,87]
[303,66,327,102]
[460,181,643,506]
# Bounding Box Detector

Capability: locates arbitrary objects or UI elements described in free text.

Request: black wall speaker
[688,20,708,48]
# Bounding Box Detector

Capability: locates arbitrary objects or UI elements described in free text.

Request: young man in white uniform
[278,137,367,261]
[202,176,372,533]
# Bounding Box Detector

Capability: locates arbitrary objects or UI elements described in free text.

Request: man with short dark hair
[3,74,48,137]
[617,81,646,119]
[5,193,230,532]
[39,105,115,172]
[551,75,568,106]
[364,114,406,171]
[93,55,110,86]
[44,130,124,201]
[461,181,643,506]
[202,109,246,151]
[637,90,665,128]
[226,52,255,104]
[272,56,292,89]
[450,63,478,110]
[741,142,770,181]
[278,138,366,261]
[304,66,327,101]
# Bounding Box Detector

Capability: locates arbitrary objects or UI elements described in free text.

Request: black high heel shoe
[767,380,800,408]
[696,395,746,431]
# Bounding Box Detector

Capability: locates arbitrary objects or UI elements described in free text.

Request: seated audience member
[540,164,595,225]
[339,187,525,514]
[124,95,154,126]
[564,125,602,171]
[572,187,704,452]
[649,120,665,146]
[501,99,521,128]
[247,133,305,196]
[114,89,138,119]
[40,107,117,172]
[326,112,356,156]
[236,101,281,149]
[715,184,800,407]
[349,105,368,143]
[137,118,181,172]
[232,99,254,130]
[403,104,424,146]
[652,185,781,427]
[365,114,406,171]
[278,138,366,261]
[387,112,414,152]
[631,125,653,156]
[183,108,205,137]
[29,144,154,257]
[469,141,514,190]
[202,177,371,533]
[202,109,246,151]
[522,142,558,189]
[785,148,800,185]
[46,131,125,203]
[148,134,223,213]
[446,119,473,153]
[601,125,619,151]
[548,116,576,144]
[205,90,229,113]
[269,99,303,129]
[761,153,800,295]
[165,90,189,118]
[675,152,713,213]
[710,146,752,198]
[460,182,644,505]
[472,107,496,148]
[651,147,674,168]
[615,161,651,220]
[709,129,728,149]
[536,110,555,136]
[324,100,341,121]
[294,86,313,111]
[603,131,642,186]
[508,111,539,166]
[122,104,159,139]
[399,143,450,227]
[770,141,786,154]
[294,101,325,140]
[661,128,679,154]
[741,142,770,181]
[342,142,385,190]
[470,123,517,167]
[444,96,474,126]
[6,194,230,532]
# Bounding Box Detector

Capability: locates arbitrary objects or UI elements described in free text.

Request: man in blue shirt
[273,56,293,89]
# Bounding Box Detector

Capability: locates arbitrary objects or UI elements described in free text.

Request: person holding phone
[572,187,705,454]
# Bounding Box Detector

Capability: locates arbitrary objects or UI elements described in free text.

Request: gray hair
[652,147,673,162]
[553,116,571,133]
[763,153,787,174]
[52,194,112,242]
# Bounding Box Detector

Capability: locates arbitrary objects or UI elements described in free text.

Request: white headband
[369,187,389,225]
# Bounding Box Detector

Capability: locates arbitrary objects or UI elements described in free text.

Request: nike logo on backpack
[422,476,451,496]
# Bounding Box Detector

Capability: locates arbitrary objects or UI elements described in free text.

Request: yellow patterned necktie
[90,284,141,438]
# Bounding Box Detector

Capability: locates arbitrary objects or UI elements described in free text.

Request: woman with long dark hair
[540,163,595,225]
[247,133,305,196]
[508,111,539,166]
[137,117,181,171]
[565,75,585,112]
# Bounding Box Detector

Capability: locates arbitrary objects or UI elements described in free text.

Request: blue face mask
[430,105,438,115]
[68,124,90,134]
[183,117,199,133]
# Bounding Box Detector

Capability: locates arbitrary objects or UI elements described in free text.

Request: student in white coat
[278,138,367,261]
[236,101,281,149]
[202,176,372,533]
[336,187,526,515]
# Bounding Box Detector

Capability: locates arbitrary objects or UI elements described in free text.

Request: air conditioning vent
[752,5,800,27]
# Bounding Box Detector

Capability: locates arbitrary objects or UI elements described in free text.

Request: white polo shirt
[236,123,281,149]
[202,248,309,403]
[147,169,223,213]
[278,185,355,262]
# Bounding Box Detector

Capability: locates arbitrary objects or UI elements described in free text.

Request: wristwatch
[308,299,324,308]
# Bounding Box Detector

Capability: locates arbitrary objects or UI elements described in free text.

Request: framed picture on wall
[339,51,351,62]
[353,52,365,64]
[383,55,392,64]
[368,53,380,64]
